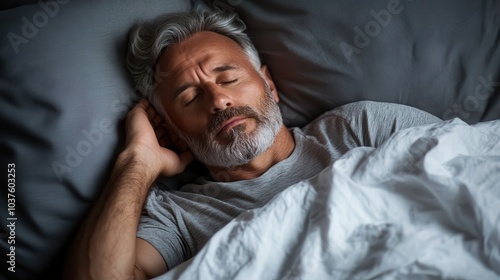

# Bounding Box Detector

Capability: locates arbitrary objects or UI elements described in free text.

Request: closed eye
[184,90,201,107]
[219,79,238,85]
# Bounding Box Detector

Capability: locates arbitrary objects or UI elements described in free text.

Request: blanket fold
[157,119,500,280]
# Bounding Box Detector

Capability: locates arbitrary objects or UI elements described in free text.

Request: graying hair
[126,5,261,114]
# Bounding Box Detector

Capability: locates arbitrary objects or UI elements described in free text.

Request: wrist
[116,147,161,184]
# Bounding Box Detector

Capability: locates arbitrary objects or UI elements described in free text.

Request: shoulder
[315,101,437,121]
[301,101,442,147]
[305,101,441,129]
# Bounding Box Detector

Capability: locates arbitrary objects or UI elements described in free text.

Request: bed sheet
[157,118,500,280]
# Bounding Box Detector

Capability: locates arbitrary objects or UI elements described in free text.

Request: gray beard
[174,87,283,168]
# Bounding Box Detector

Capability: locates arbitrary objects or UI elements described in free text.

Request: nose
[205,83,233,113]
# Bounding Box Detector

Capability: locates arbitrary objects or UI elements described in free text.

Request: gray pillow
[0,1,190,279]
[210,0,500,127]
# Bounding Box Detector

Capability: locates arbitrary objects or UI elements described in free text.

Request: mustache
[208,106,260,134]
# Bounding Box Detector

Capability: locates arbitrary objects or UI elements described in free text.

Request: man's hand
[64,99,190,280]
[124,99,193,178]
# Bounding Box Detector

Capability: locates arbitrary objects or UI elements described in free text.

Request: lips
[217,116,247,135]
[209,106,259,137]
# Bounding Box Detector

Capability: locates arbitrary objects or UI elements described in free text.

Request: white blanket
[156,119,500,280]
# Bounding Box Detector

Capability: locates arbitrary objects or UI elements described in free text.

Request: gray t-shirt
[137,101,441,269]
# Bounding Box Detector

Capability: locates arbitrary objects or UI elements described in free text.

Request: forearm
[65,150,158,280]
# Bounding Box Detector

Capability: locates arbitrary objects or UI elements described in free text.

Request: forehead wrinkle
[159,32,249,80]
[155,31,257,103]
[157,58,204,100]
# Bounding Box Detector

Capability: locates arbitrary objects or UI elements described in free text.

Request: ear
[260,64,279,103]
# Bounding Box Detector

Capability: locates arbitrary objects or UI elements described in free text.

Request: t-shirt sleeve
[303,101,442,150]
[137,187,193,270]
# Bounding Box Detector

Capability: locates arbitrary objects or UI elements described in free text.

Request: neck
[208,126,295,182]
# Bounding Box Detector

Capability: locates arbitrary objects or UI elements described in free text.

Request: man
[64,6,441,280]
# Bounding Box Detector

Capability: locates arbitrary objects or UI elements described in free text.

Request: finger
[146,104,157,122]
[155,126,166,139]
[158,118,188,152]
[167,131,185,151]
[156,128,174,149]
[161,123,178,142]
[136,99,150,111]
[152,114,163,127]
[156,123,175,148]
[159,136,171,148]
[127,99,145,117]
[126,100,149,128]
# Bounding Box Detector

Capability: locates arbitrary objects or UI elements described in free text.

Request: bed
[0,0,499,279]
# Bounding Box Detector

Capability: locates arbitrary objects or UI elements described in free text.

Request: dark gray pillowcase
[0,1,190,279]
[211,0,500,127]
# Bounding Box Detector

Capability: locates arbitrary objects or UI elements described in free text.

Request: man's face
[155,31,283,168]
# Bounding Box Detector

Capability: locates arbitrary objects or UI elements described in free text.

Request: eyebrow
[213,64,237,72]
[172,64,239,98]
